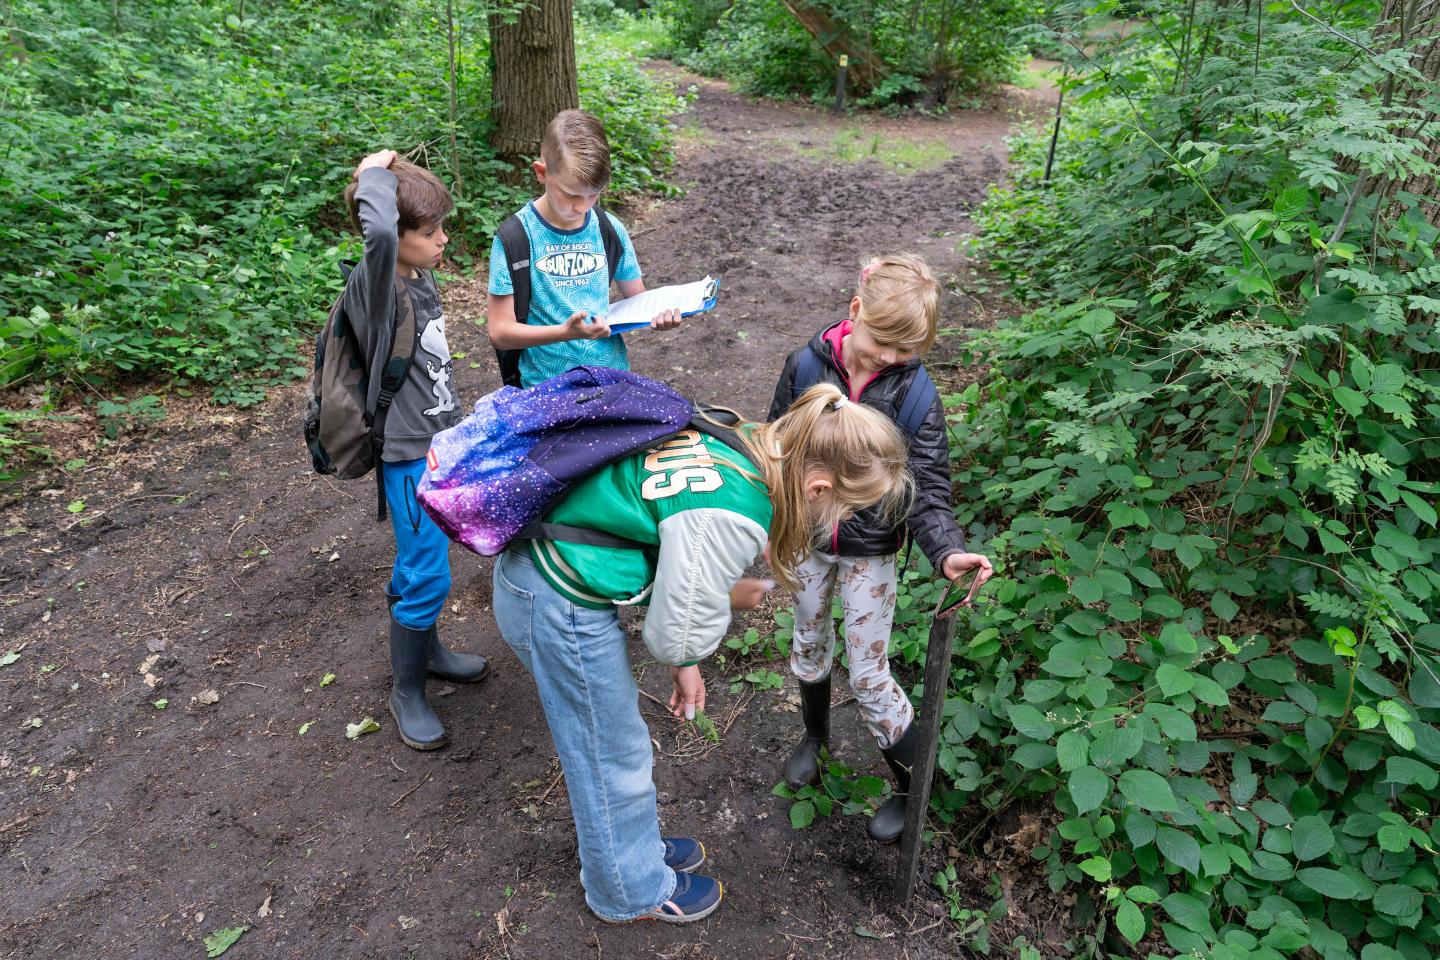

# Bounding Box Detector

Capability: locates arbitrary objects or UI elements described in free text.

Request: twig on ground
[389,771,433,808]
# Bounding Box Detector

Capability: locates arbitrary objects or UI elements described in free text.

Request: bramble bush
[0,0,682,474]
[776,3,1440,957]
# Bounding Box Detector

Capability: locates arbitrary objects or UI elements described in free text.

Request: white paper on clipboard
[603,276,720,334]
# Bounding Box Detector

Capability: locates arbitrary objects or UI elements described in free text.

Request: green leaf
[1252,799,1292,825]
[1072,576,1103,605]
[1372,883,1421,917]
[67,500,86,514]
[1211,591,1238,621]
[790,799,815,829]
[1156,663,1195,697]
[1068,765,1110,814]
[0,651,19,668]
[1158,622,1197,654]
[1115,898,1145,944]
[1056,730,1089,772]
[1332,385,1366,416]
[345,716,380,740]
[1261,702,1306,724]
[1290,816,1335,861]
[1118,769,1179,812]
[1143,595,1183,618]
[205,926,249,958]
[1162,891,1214,934]
[1008,704,1056,740]
[1399,490,1436,527]
[1190,675,1229,706]
[1384,757,1437,790]
[1079,856,1112,882]
[1295,867,1360,899]
[1155,825,1201,875]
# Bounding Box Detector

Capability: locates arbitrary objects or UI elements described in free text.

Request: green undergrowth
[771,3,1440,958]
[0,0,682,477]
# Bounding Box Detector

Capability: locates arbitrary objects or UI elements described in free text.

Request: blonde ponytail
[736,384,913,591]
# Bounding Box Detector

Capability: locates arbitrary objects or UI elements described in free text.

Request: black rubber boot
[868,721,921,843]
[385,589,400,611]
[784,673,831,789]
[427,626,489,683]
[388,617,445,751]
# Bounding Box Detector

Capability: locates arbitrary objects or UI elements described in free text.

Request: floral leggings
[789,551,913,749]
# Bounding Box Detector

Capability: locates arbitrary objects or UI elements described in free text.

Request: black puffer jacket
[767,319,966,567]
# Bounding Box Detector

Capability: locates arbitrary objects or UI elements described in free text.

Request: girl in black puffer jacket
[767,253,994,843]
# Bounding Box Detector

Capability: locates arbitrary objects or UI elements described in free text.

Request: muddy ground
[0,68,1060,959]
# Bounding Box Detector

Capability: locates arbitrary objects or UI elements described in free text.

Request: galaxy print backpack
[416,366,746,556]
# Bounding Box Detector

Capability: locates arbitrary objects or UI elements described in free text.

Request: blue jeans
[384,458,451,629]
[492,550,676,921]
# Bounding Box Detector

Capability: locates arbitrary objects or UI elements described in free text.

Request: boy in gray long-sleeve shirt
[341,150,489,751]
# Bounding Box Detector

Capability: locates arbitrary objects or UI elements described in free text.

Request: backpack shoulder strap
[895,365,937,439]
[689,405,753,461]
[596,208,624,285]
[368,278,422,522]
[793,347,823,395]
[497,213,531,323]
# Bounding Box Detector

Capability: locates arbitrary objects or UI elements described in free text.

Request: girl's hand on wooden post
[941,552,994,606]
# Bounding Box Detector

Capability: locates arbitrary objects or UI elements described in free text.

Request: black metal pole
[1042,83,1065,185]
[834,54,848,114]
[893,580,963,903]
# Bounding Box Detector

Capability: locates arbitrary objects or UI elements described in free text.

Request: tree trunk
[778,0,886,92]
[1379,0,1439,224]
[489,0,578,174]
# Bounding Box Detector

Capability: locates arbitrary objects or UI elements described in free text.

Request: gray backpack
[303,260,420,520]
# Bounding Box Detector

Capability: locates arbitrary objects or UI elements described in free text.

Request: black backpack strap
[513,519,653,551]
[793,347,823,395]
[494,213,530,388]
[896,365,937,438]
[369,276,422,522]
[596,207,624,286]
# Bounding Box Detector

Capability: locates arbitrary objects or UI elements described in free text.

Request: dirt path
[0,69,1040,959]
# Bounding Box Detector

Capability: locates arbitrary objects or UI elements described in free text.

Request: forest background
[3,1,1439,958]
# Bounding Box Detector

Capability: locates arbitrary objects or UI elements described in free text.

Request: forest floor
[0,65,1062,959]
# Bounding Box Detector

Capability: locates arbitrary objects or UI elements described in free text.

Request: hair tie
[830,397,849,410]
[860,264,876,284]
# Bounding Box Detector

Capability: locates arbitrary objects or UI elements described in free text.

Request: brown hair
[854,252,940,355]
[344,158,454,235]
[732,384,913,591]
[540,109,612,190]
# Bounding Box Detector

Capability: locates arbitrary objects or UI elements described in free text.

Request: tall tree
[489,0,578,173]
[1379,0,1439,224]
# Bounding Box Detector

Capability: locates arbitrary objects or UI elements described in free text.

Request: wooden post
[834,54,848,114]
[893,579,963,903]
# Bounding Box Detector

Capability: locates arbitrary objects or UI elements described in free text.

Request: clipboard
[602,276,720,334]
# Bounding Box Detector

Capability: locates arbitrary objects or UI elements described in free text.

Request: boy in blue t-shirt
[487,109,681,386]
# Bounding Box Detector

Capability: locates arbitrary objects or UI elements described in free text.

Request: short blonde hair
[540,109,612,190]
[854,253,939,355]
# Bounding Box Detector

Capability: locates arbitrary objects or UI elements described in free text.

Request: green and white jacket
[525,427,772,666]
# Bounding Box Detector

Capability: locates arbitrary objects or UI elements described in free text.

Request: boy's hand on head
[650,308,683,331]
[941,552,994,606]
[563,309,610,341]
[729,577,775,610]
[669,665,706,720]
[355,150,398,176]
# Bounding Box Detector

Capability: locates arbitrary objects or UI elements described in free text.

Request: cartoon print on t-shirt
[420,314,455,417]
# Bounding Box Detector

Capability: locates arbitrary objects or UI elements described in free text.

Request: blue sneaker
[662,836,706,873]
[607,872,722,924]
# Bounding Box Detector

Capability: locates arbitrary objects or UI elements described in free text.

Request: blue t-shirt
[488,202,642,387]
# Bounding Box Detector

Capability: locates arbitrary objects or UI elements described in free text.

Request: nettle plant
[901,4,1440,958]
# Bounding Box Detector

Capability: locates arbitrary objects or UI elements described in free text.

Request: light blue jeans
[492,549,676,921]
